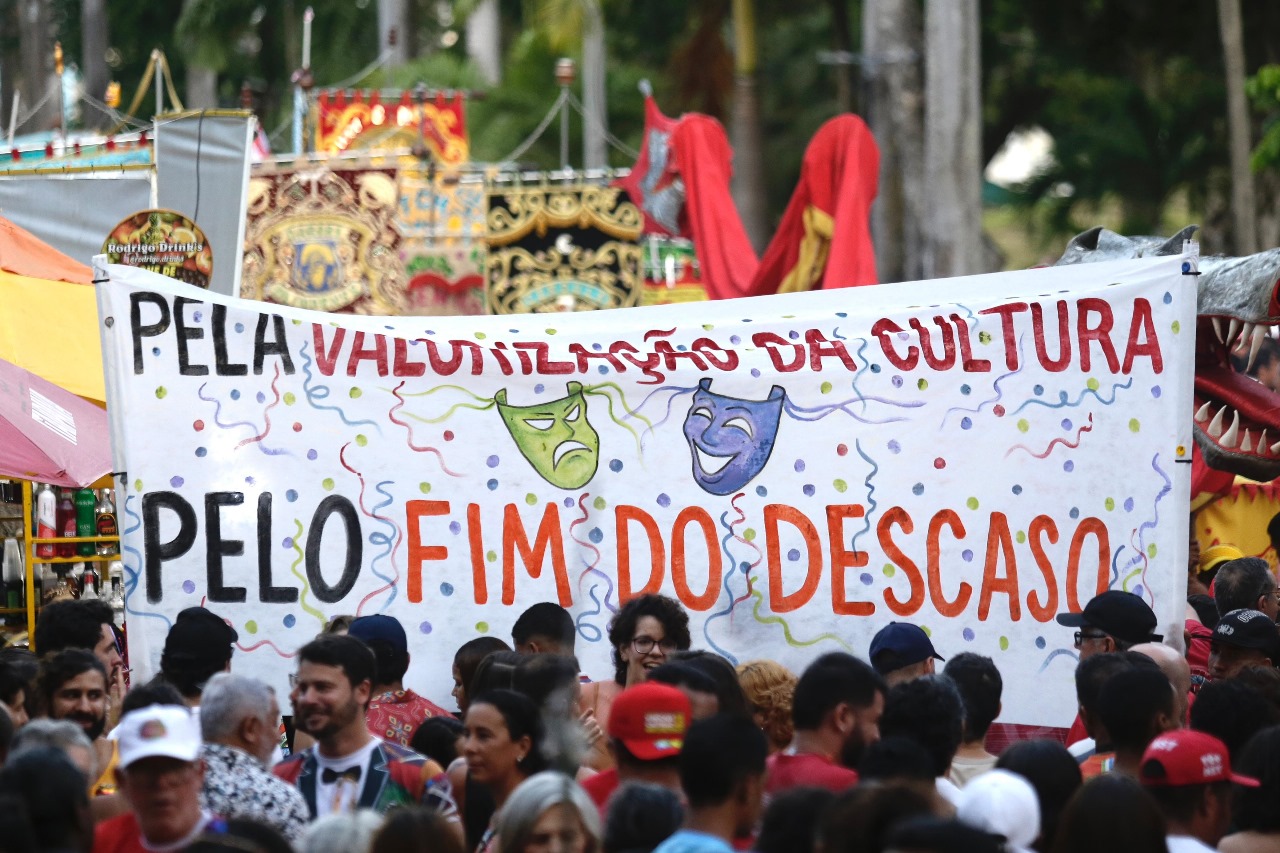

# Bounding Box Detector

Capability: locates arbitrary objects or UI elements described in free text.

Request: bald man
[1132,642,1192,726]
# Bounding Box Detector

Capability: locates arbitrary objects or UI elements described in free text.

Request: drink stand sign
[104,209,213,289]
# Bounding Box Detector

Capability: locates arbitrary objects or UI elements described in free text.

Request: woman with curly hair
[736,659,797,753]
[579,594,691,771]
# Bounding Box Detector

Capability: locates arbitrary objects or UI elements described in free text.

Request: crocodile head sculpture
[1055,225,1280,483]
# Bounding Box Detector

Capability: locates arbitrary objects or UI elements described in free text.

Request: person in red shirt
[348,614,451,747]
[94,704,211,852]
[765,652,885,796]
[582,681,692,814]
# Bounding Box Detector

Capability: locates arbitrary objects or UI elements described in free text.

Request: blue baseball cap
[348,614,408,655]
[869,622,944,674]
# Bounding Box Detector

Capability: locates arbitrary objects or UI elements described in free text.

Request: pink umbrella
[0,357,110,487]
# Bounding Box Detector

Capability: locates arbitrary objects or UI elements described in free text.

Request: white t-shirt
[313,738,380,818]
[1166,835,1216,853]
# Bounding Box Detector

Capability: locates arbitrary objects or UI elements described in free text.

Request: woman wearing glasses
[579,594,692,771]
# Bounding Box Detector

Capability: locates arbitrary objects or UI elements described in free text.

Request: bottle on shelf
[56,488,76,558]
[74,488,96,557]
[95,490,118,556]
[80,563,99,600]
[108,561,125,625]
[2,538,22,611]
[35,482,57,559]
[38,563,57,604]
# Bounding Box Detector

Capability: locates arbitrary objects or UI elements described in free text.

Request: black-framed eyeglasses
[631,636,678,655]
[1073,631,1107,649]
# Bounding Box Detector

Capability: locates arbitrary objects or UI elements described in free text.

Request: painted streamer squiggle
[1007,413,1095,459]
[121,495,171,630]
[298,340,382,430]
[288,519,327,626]
[1012,377,1134,414]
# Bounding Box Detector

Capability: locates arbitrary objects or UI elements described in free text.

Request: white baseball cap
[115,705,202,769]
[957,769,1041,853]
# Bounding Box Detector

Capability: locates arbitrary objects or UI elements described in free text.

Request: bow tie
[321,766,361,785]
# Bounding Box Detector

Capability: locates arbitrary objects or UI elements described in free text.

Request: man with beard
[35,600,124,707]
[765,652,885,796]
[36,649,115,795]
[273,634,461,840]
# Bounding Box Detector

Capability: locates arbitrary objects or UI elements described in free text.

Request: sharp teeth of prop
[1242,429,1255,454]
[1195,401,1213,423]
[1263,431,1272,455]
[1248,324,1268,373]
[1227,318,1243,350]
[1214,317,1226,343]
[1208,407,1227,439]
[1222,410,1241,448]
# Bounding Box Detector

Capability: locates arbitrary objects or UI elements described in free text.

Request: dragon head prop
[1056,225,1280,482]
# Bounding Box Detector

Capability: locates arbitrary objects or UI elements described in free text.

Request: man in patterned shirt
[348,614,450,746]
[199,673,308,841]
[274,634,461,842]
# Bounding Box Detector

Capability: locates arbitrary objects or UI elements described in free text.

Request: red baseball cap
[607,682,692,760]
[1140,730,1260,788]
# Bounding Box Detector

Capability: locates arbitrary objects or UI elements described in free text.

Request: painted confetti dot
[1012,484,1022,495]
[1104,497,1115,511]
[1086,378,1100,391]
[892,376,904,388]
[349,387,362,399]
[1129,418,1141,432]
[307,449,318,460]
[182,580,195,594]
[476,621,489,633]
[821,381,833,394]
[589,528,604,544]
[860,573,874,586]
[609,459,623,472]
[1015,531,1026,544]
[1172,321,1181,334]
[1151,386,1161,398]
[286,489,298,502]
[415,621,431,635]
[563,498,574,508]
[284,614,296,628]
[978,331,992,344]
[284,392,296,405]
[443,430,454,441]
[135,479,143,491]
[1063,460,1074,472]
[794,459,806,473]
[322,478,335,490]
[833,479,848,493]
[836,444,848,456]
[155,386,167,399]
[999,636,1010,651]
[960,384,971,395]
[1033,384,1044,395]
[292,422,303,432]
[419,482,431,494]
[152,347,161,356]
[744,528,757,542]
[1163,292,1173,304]
[1147,543,1158,558]
[355,434,367,446]
[961,417,972,430]
[1124,497,1135,511]
[803,484,816,497]
[195,447,207,457]
[912,483,924,495]
[440,583,454,596]
[449,521,462,534]
[193,420,205,431]
[871,364,882,373]
[888,440,901,454]
[230,390,240,400]
[756,486,768,497]
[487,479,499,491]
[963,628,975,641]
[934,458,946,469]
[883,563,896,577]
[1069,507,1080,519]
[487,455,500,468]
[593,496,607,510]
[486,551,497,563]
[1035,636,1046,649]
[282,537,293,549]
[1017,419,1030,433]
[1061,418,1072,430]
[993,405,1005,417]
[170,476,184,488]
[245,620,258,635]
[962,549,974,562]
[657,493,671,507]
[788,549,801,562]
[256,391,266,404]
[525,493,538,506]
[966,497,979,510]
[750,368,761,378]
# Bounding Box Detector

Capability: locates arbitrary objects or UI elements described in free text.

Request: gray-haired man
[199,673,308,841]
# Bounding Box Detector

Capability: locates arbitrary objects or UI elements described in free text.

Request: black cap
[161,606,238,669]
[1212,608,1280,654]
[1055,590,1162,645]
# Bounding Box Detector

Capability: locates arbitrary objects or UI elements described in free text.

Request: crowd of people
[1,558,1279,853]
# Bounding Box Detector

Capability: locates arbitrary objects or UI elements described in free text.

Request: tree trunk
[829,0,855,114]
[1218,0,1257,255]
[730,0,768,254]
[465,0,502,86]
[862,0,925,283]
[923,0,983,278]
[179,0,218,110]
[378,0,409,67]
[581,0,607,170]
[18,0,57,131]
[80,0,112,127]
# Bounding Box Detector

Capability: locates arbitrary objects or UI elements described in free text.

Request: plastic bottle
[80,564,99,600]
[35,483,57,559]
[75,488,96,557]
[2,538,22,610]
[56,489,76,558]
[95,490,118,556]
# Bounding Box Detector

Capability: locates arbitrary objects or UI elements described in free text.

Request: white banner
[98,255,1194,727]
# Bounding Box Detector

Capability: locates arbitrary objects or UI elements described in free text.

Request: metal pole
[154,50,163,115]
[7,91,20,148]
[555,58,575,171]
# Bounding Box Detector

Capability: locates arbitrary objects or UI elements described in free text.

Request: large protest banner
[97,254,1194,727]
